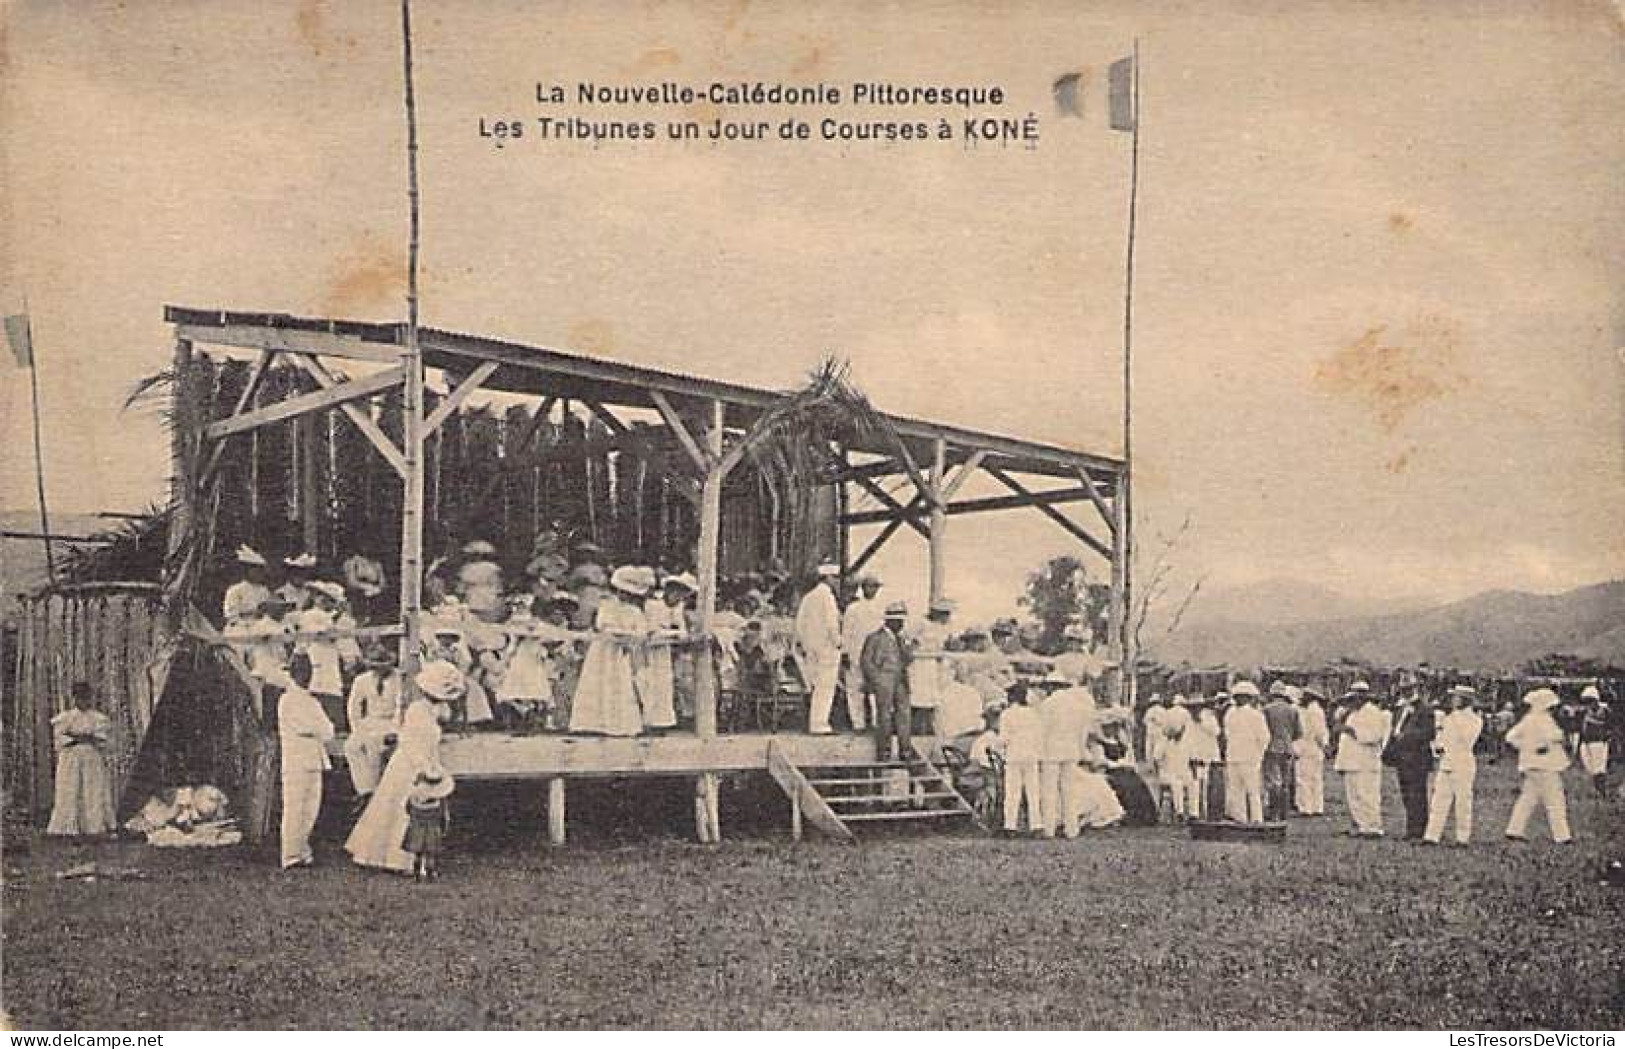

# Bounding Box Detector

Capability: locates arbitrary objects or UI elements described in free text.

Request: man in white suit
[839,574,885,732]
[1423,684,1483,845]
[1294,685,1330,816]
[1223,681,1269,822]
[795,563,844,735]
[1037,674,1095,838]
[279,653,335,869]
[1334,681,1392,838]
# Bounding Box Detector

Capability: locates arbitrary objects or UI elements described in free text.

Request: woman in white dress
[569,566,651,736]
[47,683,117,837]
[638,572,693,732]
[345,661,461,873]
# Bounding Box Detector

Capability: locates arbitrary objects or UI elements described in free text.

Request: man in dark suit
[860,602,912,762]
[1386,678,1437,840]
[1262,681,1302,821]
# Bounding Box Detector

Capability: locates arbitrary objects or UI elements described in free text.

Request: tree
[1020,555,1111,655]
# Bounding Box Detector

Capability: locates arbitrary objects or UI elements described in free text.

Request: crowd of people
[1123,675,1617,845]
[37,532,1618,877]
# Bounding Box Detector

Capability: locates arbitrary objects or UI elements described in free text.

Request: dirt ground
[3,760,1621,1030]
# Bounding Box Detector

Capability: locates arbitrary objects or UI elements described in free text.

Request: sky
[2,0,1623,627]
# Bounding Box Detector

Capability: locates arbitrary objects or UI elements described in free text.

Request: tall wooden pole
[1117,38,1141,704]
[398,0,425,672]
[927,437,947,606]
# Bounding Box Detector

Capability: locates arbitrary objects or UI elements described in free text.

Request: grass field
[3,761,1621,1030]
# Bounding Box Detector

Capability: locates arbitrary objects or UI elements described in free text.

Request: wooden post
[547,777,566,846]
[694,775,713,844]
[693,399,724,739]
[927,437,948,606]
[790,785,803,842]
[704,772,721,842]
[1108,468,1131,699]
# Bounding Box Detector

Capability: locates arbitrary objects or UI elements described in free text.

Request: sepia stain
[320,235,409,318]
[790,43,829,78]
[682,99,724,125]
[294,0,360,59]
[1388,211,1414,234]
[568,319,618,359]
[1314,318,1467,432]
[722,0,751,33]
[1386,444,1417,474]
[627,47,682,75]
[295,0,326,56]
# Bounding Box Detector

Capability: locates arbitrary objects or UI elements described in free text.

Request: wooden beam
[582,399,629,435]
[424,360,499,437]
[848,516,908,577]
[1076,466,1118,536]
[832,458,906,484]
[175,322,401,364]
[648,389,711,473]
[203,365,404,440]
[285,357,408,478]
[984,464,1112,560]
[939,450,988,503]
[842,486,1091,524]
[853,476,930,539]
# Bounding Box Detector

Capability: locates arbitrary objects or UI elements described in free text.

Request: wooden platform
[435,730,886,780]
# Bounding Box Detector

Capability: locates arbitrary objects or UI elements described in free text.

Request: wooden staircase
[766,742,978,842]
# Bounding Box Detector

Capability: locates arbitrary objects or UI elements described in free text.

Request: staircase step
[825,791,963,806]
[840,808,974,822]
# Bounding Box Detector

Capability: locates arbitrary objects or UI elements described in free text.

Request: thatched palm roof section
[163,305,1123,482]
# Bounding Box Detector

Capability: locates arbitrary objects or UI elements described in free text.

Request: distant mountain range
[1151,578,1625,674]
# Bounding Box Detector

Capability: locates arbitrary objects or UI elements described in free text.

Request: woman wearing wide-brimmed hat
[637,571,694,732]
[346,661,462,873]
[568,565,651,736]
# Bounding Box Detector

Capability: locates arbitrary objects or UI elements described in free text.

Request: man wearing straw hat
[1334,681,1392,838]
[1293,685,1331,816]
[1577,684,1612,796]
[839,573,885,731]
[1422,684,1482,846]
[1504,688,1574,844]
[1222,681,1269,823]
[795,562,845,735]
[861,601,913,762]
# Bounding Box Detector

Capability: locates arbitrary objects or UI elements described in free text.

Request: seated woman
[1101,734,1160,826]
[1072,736,1127,830]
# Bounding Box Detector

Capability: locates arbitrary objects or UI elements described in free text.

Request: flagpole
[1119,38,1140,704]
[398,0,426,677]
[24,310,56,585]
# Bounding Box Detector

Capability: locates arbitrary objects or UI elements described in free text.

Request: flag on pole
[1108,55,1136,132]
[4,313,32,368]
